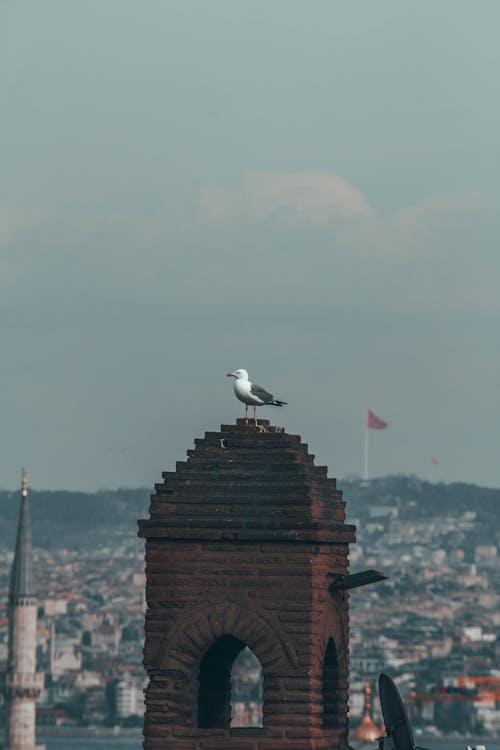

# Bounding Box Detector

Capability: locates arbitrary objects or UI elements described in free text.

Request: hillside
[342,475,499,531]
[0,476,498,550]
[0,487,149,549]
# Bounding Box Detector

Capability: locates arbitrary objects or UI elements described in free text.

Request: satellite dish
[378,673,416,750]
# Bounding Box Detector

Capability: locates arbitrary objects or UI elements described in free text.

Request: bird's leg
[245,404,248,421]
[253,405,257,423]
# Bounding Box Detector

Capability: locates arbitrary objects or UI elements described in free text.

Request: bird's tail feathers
[272,400,287,406]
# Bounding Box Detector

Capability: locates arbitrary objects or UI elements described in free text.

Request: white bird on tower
[227,368,287,421]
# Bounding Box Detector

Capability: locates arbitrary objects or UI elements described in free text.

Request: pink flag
[366,408,388,430]
[431,456,439,465]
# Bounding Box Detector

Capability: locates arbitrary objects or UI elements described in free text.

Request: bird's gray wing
[250,383,274,404]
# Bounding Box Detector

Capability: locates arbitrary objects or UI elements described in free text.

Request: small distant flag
[431,456,439,465]
[366,409,388,430]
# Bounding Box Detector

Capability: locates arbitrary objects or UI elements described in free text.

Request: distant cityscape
[347,477,499,737]
[0,475,498,738]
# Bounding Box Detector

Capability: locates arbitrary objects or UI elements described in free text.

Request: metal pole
[364,423,369,481]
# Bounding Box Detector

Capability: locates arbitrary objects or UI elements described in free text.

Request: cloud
[200,170,374,225]
[0,207,52,248]
[336,191,485,260]
[199,173,497,315]
[2,181,496,317]
[0,204,185,287]
[200,172,484,260]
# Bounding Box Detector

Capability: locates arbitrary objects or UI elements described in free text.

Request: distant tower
[49,619,56,679]
[139,419,356,750]
[3,470,44,750]
[352,676,380,742]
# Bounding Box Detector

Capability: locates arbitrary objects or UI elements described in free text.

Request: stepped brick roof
[139,419,355,545]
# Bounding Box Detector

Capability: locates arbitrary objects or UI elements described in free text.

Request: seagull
[227,369,287,421]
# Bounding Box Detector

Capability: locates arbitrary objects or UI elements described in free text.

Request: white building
[115,680,143,718]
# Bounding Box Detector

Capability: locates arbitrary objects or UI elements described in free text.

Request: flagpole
[364,412,369,481]
[364,408,387,480]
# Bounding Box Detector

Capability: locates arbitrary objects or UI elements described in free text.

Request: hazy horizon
[1,468,499,495]
[2,2,499,491]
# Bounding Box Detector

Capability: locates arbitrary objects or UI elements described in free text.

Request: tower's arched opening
[230,646,263,728]
[322,638,341,728]
[197,634,245,728]
[197,636,264,729]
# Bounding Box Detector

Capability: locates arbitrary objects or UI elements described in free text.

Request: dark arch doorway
[322,638,341,728]
[197,636,264,729]
[198,634,245,728]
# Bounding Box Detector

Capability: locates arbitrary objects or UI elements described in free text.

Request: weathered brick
[139,419,354,750]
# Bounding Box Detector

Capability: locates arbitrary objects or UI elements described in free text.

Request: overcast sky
[1,1,499,491]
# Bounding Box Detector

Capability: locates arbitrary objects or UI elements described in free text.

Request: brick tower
[138,419,356,750]
[3,471,44,750]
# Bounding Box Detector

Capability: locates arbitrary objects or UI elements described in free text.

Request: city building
[115,679,141,718]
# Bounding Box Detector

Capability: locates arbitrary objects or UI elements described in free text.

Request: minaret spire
[352,676,381,742]
[9,468,36,603]
[3,469,44,750]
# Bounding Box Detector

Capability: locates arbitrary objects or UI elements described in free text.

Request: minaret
[352,676,381,742]
[3,470,44,750]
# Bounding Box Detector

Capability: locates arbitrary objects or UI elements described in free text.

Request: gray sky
[1,1,499,490]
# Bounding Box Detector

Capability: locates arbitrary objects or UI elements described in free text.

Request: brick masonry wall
[138,420,356,750]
